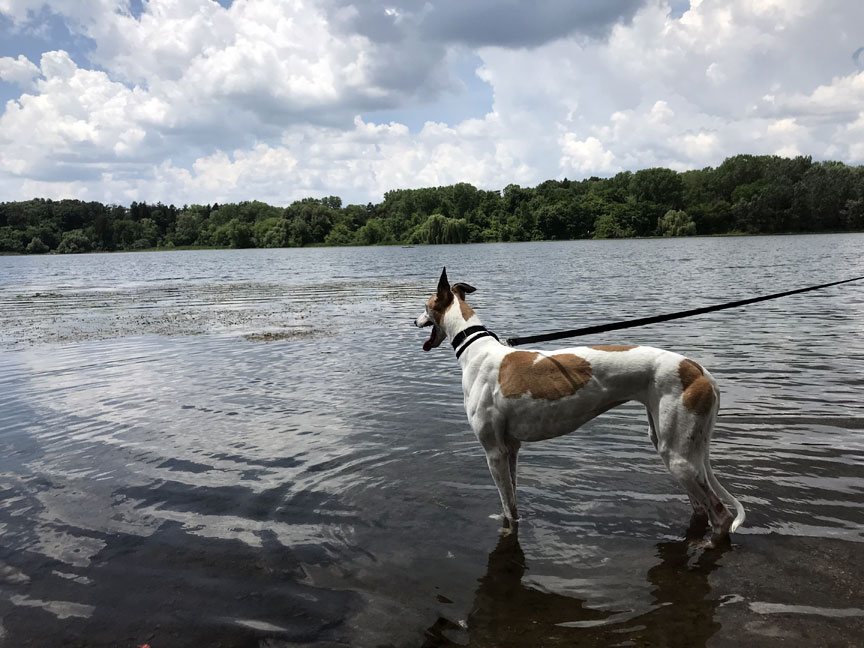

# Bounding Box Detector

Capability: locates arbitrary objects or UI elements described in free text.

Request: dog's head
[415,267,476,351]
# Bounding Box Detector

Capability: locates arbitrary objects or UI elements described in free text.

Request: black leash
[505,275,864,348]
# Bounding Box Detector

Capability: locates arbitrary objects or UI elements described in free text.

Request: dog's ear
[451,282,476,299]
[437,267,451,300]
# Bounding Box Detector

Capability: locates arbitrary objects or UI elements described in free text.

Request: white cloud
[559,135,617,175]
[675,132,719,159]
[474,0,864,175]
[190,144,298,193]
[25,0,435,124]
[0,50,160,179]
[0,54,40,89]
[773,71,864,120]
[0,0,48,22]
[1,0,863,204]
[80,115,534,206]
[841,113,864,160]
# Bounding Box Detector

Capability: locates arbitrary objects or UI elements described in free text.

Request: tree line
[2,154,863,254]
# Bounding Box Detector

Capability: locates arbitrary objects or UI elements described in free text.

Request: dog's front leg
[483,446,519,527]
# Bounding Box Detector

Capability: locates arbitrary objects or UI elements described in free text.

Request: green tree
[714,154,771,201]
[210,218,253,248]
[25,236,50,254]
[173,212,203,246]
[138,218,159,247]
[792,162,853,231]
[353,218,391,245]
[56,230,92,254]
[24,224,59,250]
[593,213,634,239]
[252,217,287,248]
[841,198,864,229]
[114,219,142,249]
[324,222,355,246]
[629,168,684,211]
[0,227,26,252]
[409,213,469,244]
[90,207,115,250]
[657,210,697,237]
[285,198,337,246]
[689,200,732,234]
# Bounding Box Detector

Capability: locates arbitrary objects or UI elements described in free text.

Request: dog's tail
[706,461,746,532]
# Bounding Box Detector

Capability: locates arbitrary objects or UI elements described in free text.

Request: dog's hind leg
[700,391,746,533]
[684,392,743,542]
[506,437,521,495]
[647,406,660,451]
[666,449,732,545]
[649,404,704,517]
[655,401,733,545]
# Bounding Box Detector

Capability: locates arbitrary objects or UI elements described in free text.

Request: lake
[1,234,863,647]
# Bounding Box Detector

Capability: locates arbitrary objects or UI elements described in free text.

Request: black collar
[451,325,500,359]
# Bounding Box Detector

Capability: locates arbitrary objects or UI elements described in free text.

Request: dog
[415,268,744,545]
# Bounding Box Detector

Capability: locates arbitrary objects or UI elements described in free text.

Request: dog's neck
[441,296,481,339]
[443,297,499,361]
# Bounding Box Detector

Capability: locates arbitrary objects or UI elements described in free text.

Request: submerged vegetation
[2,154,864,254]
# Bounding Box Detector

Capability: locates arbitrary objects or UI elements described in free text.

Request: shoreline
[2,228,862,257]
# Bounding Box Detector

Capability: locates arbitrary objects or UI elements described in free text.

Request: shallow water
[0,235,863,647]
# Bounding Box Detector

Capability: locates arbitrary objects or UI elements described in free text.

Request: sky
[0,0,863,207]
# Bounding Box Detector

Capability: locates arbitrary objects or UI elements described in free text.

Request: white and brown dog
[415,267,745,545]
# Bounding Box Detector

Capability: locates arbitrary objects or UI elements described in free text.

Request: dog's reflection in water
[423,517,728,648]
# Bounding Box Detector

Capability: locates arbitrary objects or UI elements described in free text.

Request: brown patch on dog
[678,359,715,415]
[678,359,703,388]
[458,299,475,321]
[589,345,638,352]
[451,282,476,299]
[427,272,475,323]
[499,351,593,400]
[426,293,453,325]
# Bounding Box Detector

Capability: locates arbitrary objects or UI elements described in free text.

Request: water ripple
[0,238,863,646]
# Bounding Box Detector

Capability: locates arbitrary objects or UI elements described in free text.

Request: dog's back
[465,344,698,441]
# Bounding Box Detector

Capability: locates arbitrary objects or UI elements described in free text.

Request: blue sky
[0,10,89,104]
[0,0,863,206]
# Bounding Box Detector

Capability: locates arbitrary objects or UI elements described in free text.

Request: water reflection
[424,517,729,648]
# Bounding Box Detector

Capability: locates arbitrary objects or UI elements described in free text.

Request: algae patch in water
[0,282,334,347]
[242,330,321,342]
